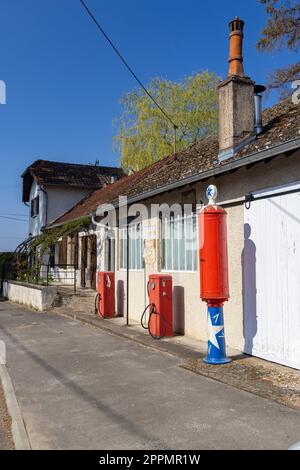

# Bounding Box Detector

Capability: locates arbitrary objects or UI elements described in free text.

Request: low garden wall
[2,281,57,311]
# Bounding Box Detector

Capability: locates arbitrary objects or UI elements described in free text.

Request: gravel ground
[0,381,14,450]
[182,357,300,411]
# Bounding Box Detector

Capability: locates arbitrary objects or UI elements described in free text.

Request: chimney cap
[229,16,245,32]
[254,84,266,94]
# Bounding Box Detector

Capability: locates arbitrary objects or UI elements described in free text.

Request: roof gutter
[49,136,300,228]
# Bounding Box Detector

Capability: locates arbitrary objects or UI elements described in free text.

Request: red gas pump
[141,274,173,339]
[95,271,115,318]
[198,204,229,304]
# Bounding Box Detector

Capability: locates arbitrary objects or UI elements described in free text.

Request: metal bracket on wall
[244,193,253,210]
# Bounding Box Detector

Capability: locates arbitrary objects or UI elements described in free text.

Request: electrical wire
[79,0,179,134]
[0,213,27,217]
[0,215,27,222]
[0,236,25,239]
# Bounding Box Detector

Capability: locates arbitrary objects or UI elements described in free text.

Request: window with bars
[162,213,197,272]
[119,223,144,270]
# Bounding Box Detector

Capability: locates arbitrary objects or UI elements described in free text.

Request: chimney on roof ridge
[218,17,255,162]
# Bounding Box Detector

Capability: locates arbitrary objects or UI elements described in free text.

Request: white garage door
[243,184,300,369]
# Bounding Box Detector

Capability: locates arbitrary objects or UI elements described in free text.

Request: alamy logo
[0,80,6,104]
[292,80,300,105]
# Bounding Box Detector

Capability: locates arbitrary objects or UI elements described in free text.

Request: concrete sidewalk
[1,301,300,450]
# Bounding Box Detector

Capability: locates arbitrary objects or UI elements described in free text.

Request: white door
[243,184,300,369]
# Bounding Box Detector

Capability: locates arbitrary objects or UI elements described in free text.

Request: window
[120,223,144,270]
[162,213,197,271]
[58,237,68,267]
[30,196,39,217]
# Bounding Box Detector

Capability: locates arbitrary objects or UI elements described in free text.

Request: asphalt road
[0,301,300,450]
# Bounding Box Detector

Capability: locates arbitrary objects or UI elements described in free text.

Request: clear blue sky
[0,0,295,251]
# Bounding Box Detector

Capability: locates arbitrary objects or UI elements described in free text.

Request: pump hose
[141,304,152,329]
[94,293,104,318]
[140,303,167,340]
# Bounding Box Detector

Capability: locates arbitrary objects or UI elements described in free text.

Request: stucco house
[21,159,124,237]
[36,18,300,370]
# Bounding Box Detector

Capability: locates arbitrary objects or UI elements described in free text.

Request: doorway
[89,234,97,290]
[80,236,88,288]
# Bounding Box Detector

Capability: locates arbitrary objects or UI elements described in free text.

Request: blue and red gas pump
[198,185,231,364]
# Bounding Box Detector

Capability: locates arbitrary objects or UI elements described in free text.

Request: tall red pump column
[198,185,231,364]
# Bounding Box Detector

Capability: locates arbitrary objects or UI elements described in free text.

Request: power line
[0,213,27,218]
[0,215,27,222]
[0,236,25,239]
[0,186,19,189]
[79,0,179,152]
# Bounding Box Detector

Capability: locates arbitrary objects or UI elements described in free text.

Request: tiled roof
[21,159,124,202]
[49,98,300,227]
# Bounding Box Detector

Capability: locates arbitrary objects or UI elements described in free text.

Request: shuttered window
[69,234,79,268]
[58,237,68,267]
[30,196,39,217]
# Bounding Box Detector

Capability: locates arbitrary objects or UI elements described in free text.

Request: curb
[0,364,31,450]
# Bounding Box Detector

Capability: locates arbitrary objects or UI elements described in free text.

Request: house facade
[21,159,124,237]
[44,18,300,370]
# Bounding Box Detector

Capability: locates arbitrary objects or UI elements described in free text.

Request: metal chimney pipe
[254,84,266,135]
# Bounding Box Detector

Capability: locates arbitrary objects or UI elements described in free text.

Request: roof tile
[49,98,300,227]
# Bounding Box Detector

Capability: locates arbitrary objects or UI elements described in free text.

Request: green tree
[114,71,220,171]
[257,0,300,95]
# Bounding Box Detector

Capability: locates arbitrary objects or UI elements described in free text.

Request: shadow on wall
[117,280,125,317]
[173,285,185,335]
[242,223,257,354]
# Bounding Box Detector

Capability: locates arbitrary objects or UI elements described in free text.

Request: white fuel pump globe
[206,184,218,205]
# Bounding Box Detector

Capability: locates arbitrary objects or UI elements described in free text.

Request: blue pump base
[203,356,231,365]
[203,305,231,365]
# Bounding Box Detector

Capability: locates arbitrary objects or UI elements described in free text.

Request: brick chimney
[218,17,255,161]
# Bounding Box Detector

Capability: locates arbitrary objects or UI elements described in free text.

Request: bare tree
[257,0,300,96]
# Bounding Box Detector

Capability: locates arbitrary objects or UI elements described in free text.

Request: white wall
[3,281,57,311]
[28,181,46,236]
[46,186,91,226]
[28,183,92,236]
